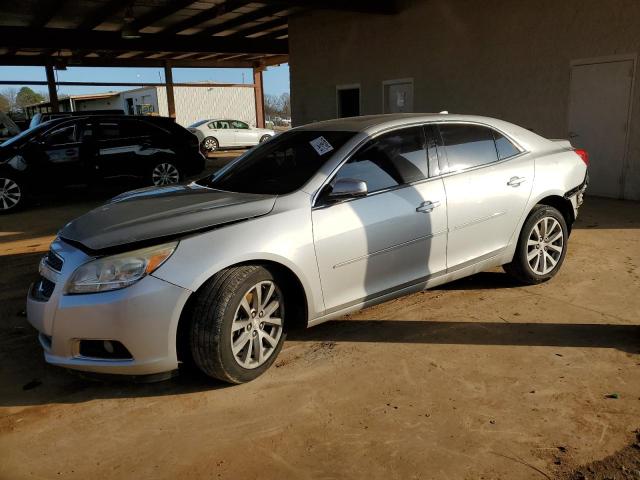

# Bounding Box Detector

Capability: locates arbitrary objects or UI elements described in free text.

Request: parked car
[29,109,126,129]
[188,119,275,152]
[27,113,588,384]
[0,111,21,142]
[0,115,204,212]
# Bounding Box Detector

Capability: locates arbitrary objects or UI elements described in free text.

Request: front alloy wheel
[189,265,287,383]
[151,162,180,186]
[0,177,24,213]
[230,281,284,369]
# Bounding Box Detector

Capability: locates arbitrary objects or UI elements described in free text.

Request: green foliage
[15,87,45,109]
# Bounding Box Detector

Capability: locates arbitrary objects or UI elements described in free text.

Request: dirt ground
[0,160,639,479]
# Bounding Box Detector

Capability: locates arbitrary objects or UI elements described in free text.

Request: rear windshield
[197,130,356,195]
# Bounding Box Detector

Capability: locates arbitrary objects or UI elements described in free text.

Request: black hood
[60,183,276,252]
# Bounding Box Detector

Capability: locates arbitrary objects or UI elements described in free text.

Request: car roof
[294,113,547,147]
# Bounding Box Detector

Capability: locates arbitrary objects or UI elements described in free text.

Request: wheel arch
[534,194,575,232]
[175,259,309,365]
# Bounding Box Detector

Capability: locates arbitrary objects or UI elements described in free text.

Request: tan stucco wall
[289,0,640,199]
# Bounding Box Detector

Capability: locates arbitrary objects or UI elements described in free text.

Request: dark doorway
[337,86,360,118]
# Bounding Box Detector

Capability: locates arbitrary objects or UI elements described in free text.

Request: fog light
[79,340,133,360]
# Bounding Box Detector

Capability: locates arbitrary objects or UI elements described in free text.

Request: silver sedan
[27,113,588,383]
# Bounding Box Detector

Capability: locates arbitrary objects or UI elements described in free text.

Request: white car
[27,113,588,384]
[188,119,275,152]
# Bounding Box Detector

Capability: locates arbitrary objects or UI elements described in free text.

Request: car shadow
[289,319,640,354]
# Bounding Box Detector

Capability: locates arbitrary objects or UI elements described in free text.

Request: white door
[231,120,257,146]
[384,80,414,113]
[312,126,447,313]
[439,123,534,269]
[210,120,235,147]
[568,58,634,198]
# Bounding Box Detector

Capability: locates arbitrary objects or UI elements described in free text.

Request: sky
[0,63,290,98]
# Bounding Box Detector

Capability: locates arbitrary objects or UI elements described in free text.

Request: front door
[568,58,634,198]
[41,121,84,184]
[438,123,534,270]
[312,126,447,313]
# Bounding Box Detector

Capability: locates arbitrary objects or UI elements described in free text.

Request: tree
[264,94,281,118]
[279,92,290,118]
[0,94,9,113]
[15,87,45,109]
[0,88,18,112]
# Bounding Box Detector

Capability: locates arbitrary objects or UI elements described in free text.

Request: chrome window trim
[311,120,529,209]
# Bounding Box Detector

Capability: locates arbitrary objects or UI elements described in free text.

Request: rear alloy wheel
[259,134,271,143]
[202,136,218,153]
[189,265,287,383]
[151,162,181,186]
[504,205,568,284]
[0,177,24,213]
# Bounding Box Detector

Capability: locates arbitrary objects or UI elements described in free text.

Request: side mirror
[328,178,368,200]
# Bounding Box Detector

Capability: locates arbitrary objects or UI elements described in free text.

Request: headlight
[65,242,178,294]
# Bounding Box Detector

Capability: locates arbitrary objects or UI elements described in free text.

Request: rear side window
[493,131,520,160]
[334,127,428,193]
[439,124,498,171]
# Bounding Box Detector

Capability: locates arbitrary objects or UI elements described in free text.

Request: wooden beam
[162,0,251,34]
[129,0,200,31]
[0,55,280,69]
[44,64,59,113]
[0,27,288,55]
[253,67,265,128]
[233,18,288,38]
[0,80,255,88]
[78,0,132,30]
[199,5,285,36]
[164,63,176,119]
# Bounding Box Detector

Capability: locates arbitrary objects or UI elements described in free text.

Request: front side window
[333,127,428,193]
[439,124,499,171]
[45,124,77,145]
[231,121,249,129]
[197,130,356,195]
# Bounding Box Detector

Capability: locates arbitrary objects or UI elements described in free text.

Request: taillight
[574,149,589,166]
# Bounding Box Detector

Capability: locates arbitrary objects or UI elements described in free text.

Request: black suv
[0,115,205,212]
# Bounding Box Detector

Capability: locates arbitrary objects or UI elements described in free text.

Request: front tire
[202,136,218,153]
[504,205,568,284]
[190,266,287,384]
[0,175,26,214]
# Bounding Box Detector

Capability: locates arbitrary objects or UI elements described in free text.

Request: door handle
[507,176,526,187]
[416,200,441,213]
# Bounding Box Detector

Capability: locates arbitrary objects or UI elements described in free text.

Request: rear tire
[504,205,568,284]
[189,266,287,384]
[259,134,271,143]
[150,161,181,186]
[0,175,27,214]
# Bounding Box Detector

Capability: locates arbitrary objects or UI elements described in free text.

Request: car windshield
[0,121,53,148]
[196,130,356,195]
[188,119,209,128]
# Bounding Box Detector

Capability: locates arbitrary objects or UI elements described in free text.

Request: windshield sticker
[309,136,334,156]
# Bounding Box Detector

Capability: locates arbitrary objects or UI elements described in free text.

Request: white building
[26,84,257,128]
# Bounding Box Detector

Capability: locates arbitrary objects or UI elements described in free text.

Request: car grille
[31,276,55,301]
[46,250,64,272]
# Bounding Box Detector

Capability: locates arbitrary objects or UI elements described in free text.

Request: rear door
[312,126,447,313]
[95,119,154,177]
[438,123,533,270]
[231,120,257,146]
